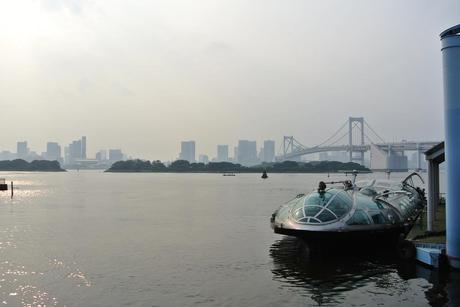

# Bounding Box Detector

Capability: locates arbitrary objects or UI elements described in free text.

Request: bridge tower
[283,136,294,160]
[348,117,365,165]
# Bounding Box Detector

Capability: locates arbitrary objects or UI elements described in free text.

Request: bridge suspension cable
[364,120,386,144]
[354,122,381,146]
[327,123,358,147]
[313,119,349,148]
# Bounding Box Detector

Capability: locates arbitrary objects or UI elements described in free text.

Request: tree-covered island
[0,159,66,171]
[106,159,370,173]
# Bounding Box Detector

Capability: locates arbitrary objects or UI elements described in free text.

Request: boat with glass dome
[270,172,426,249]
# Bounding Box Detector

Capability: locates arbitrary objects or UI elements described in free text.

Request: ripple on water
[268,237,442,306]
[0,223,92,306]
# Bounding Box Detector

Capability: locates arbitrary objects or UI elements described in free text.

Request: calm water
[0,171,457,306]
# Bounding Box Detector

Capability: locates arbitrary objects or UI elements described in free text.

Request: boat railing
[374,190,412,200]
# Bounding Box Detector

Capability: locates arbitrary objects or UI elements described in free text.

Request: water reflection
[269,237,460,306]
[413,264,460,306]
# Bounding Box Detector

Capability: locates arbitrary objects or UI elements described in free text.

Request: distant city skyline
[0,136,126,168]
[0,135,430,171]
[0,1,457,160]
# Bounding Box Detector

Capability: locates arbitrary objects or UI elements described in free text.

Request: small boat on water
[270,172,426,252]
[261,170,268,179]
[222,171,236,176]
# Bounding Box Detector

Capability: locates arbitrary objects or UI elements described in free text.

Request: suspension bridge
[278,117,439,171]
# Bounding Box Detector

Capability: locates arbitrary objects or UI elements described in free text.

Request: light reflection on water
[0,224,92,306]
[0,171,455,306]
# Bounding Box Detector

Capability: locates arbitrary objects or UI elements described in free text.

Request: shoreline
[104,170,374,174]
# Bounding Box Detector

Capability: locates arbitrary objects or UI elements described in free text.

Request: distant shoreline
[105,170,373,174]
[0,159,66,172]
[105,159,371,173]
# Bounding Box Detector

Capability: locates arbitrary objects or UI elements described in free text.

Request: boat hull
[273,225,406,252]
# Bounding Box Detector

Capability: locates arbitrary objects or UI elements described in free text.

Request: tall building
[217,145,229,162]
[17,141,29,159]
[66,136,86,164]
[46,142,62,162]
[237,140,258,166]
[69,140,82,162]
[263,140,275,162]
[109,149,123,162]
[179,141,195,163]
[81,136,87,159]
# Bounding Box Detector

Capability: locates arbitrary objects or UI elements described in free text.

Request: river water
[0,171,457,306]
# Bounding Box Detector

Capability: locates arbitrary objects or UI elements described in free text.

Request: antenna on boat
[386,169,391,180]
[342,170,359,185]
[351,170,358,185]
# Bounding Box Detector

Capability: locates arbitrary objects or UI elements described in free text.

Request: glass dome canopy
[290,188,353,224]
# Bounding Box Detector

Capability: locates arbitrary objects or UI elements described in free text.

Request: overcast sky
[0,0,459,160]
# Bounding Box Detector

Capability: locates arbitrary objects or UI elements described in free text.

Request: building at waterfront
[179,141,196,163]
[17,141,29,159]
[46,142,62,163]
[65,136,87,164]
[68,139,82,163]
[237,140,258,166]
[217,145,229,162]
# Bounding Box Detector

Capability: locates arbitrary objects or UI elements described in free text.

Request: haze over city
[1,0,459,160]
[3,1,460,305]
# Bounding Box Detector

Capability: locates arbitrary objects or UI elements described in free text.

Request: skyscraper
[69,139,82,162]
[217,145,229,162]
[46,142,62,162]
[237,140,257,166]
[179,141,195,163]
[66,136,87,164]
[263,140,275,162]
[17,141,29,159]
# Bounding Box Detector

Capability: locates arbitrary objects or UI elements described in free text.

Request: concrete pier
[441,24,460,269]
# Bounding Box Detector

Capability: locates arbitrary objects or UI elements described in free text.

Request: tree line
[106,159,370,173]
[0,159,65,171]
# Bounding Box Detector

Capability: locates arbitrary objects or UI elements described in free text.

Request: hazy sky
[1,0,459,160]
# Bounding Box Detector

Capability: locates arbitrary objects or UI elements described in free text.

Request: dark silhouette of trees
[106,159,370,173]
[0,159,65,171]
